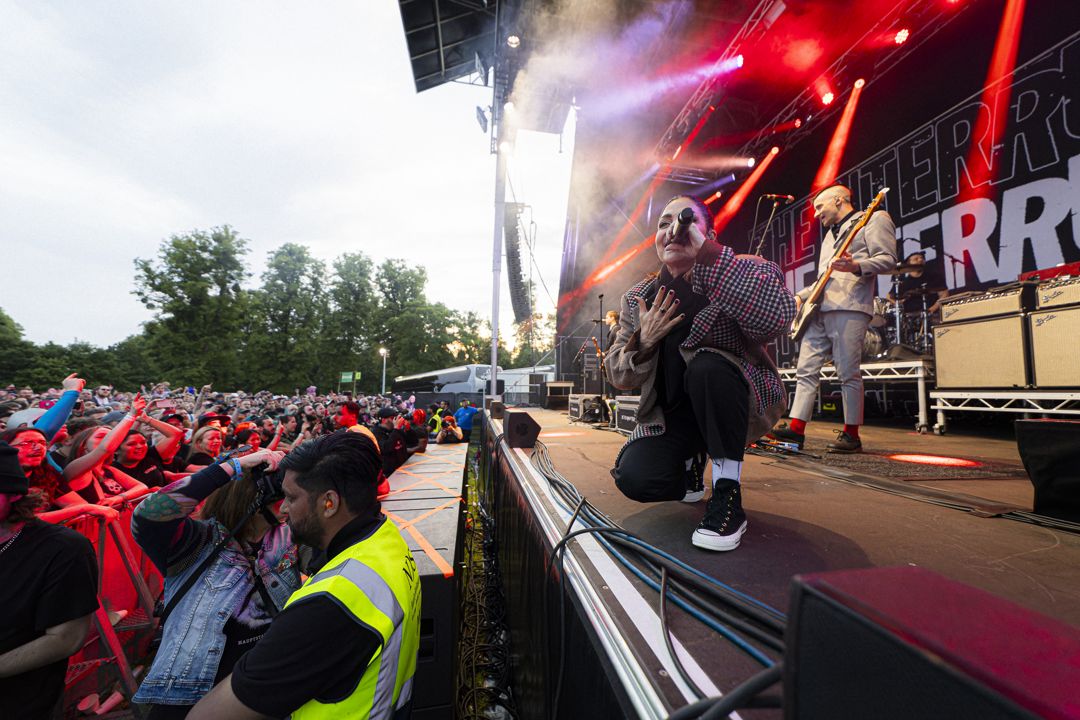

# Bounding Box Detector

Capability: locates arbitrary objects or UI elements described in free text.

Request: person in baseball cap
[0,442,28,496]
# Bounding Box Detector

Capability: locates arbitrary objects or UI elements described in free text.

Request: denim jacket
[133,520,301,705]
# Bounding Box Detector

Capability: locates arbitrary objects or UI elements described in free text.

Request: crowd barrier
[56,492,162,704]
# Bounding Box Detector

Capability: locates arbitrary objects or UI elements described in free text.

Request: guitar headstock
[865,186,890,213]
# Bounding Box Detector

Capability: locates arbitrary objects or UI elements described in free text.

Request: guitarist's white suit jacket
[795,210,897,317]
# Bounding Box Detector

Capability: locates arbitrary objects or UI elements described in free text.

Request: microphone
[762,193,795,204]
[669,207,695,244]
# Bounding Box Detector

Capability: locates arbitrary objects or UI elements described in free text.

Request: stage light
[506,34,521,49]
[794,118,802,128]
[806,114,813,122]
[735,54,744,68]
[747,157,756,168]
[854,78,866,89]
[712,148,782,235]
[671,144,683,161]
[821,91,835,105]
[961,0,1026,199]
[894,28,910,44]
[811,78,866,194]
[504,101,515,112]
[704,191,723,205]
[887,453,982,468]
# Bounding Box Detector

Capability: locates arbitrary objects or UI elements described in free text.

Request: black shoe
[681,452,707,503]
[691,479,747,552]
[768,424,805,449]
[827,431,863,453]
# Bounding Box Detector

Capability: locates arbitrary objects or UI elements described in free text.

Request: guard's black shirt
[231,513,399,718]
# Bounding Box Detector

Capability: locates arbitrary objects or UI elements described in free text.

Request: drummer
[888,252,949,316]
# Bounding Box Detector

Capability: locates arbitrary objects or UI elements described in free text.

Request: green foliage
[5,229,524,393]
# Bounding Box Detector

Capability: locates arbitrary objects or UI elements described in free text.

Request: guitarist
[771,185,896,453]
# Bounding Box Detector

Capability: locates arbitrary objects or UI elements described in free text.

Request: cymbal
[901,287,938,299]
[892,261,925,274]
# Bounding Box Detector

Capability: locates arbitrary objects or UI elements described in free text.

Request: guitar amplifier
[939,283,1036,323]
[933,315,1030,389]
[1036,275,1080,309]
[614,395,640,435]
[1029,307,1080,387]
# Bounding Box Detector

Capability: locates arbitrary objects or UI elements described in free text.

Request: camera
[249,462,285,504]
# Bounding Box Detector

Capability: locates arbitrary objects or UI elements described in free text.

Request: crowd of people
[0,373,481,719]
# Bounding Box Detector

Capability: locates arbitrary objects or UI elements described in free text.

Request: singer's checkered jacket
[607,242,797,446]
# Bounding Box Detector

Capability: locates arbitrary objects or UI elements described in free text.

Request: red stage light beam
[810,79,867,194]
[704,191,723,205]
[961,0,1026,198]
[712,147,781,236]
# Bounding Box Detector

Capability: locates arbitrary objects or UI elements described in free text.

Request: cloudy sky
[1,1,572,348]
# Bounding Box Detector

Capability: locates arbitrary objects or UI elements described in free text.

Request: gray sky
[1,1,571,348]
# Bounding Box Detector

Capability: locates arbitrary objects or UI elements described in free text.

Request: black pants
[614,353,749,503]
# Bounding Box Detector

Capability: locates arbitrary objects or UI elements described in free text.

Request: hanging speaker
[503,410,541,449]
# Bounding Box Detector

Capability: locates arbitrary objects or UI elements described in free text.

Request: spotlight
[747,157,756,168]
[821,91,835,105]
[854,78,866,89]
[770,146,779,155]
[735,54,744,68]
[506,35,521,49]
[704,191,723,205]
[794,118,802,128]
[805,114,813,122]
[894,28,910,44]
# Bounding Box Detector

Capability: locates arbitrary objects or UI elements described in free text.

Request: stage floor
[524,409,1080,713]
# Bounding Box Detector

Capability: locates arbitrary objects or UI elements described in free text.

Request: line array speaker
[933,314,1029,389]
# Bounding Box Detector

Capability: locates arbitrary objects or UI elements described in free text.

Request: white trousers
[790,310,870,426]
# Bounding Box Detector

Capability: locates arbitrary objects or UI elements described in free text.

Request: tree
[511,311,556,368]
[0,307,35,385]
[323,252,378,389]
[242,243,328,392]
[133,226,250,386]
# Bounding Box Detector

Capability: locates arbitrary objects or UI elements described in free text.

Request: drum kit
[863,259,940,360]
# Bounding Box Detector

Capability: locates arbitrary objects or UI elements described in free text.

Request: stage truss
[778,359,936,433]
[930,391,1080,432]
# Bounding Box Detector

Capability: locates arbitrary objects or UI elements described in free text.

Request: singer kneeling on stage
[607,195,796,551]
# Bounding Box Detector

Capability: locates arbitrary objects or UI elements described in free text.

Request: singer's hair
[664,194,714,230]
[811,184,851,204]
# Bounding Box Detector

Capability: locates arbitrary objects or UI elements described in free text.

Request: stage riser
[482,422,631,720]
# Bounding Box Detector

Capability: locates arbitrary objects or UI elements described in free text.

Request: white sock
[711,458,743,484]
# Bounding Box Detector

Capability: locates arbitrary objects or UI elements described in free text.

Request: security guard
[190,432,421,720]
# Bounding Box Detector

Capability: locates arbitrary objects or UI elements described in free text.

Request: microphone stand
[751,199,783,257]
[942,251,964,289]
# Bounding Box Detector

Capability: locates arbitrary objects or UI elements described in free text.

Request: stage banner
[764,30,1080,364]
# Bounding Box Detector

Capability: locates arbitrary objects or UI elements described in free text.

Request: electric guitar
[790,186,890,342]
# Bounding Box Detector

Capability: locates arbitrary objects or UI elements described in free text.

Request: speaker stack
[1028,276,1080,387]
[934,283,1036,389]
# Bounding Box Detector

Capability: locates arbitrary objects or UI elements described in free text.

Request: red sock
[789,418,807,435]
[843,424,860,439]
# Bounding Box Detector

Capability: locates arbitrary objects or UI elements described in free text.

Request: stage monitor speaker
[503,410,541,448]
[1028,306,1080,387]
[933,314,1029,389]
[939,283,1036,323]
[1016,419,1080,522]
[786,566,1080,720]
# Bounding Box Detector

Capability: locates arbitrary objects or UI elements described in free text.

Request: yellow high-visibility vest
[286,518,421,719]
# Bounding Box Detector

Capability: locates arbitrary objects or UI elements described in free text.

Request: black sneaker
[768,424,805,449]
[827,430,862,453]
[691,479,747,552]
[681,452,707,503]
